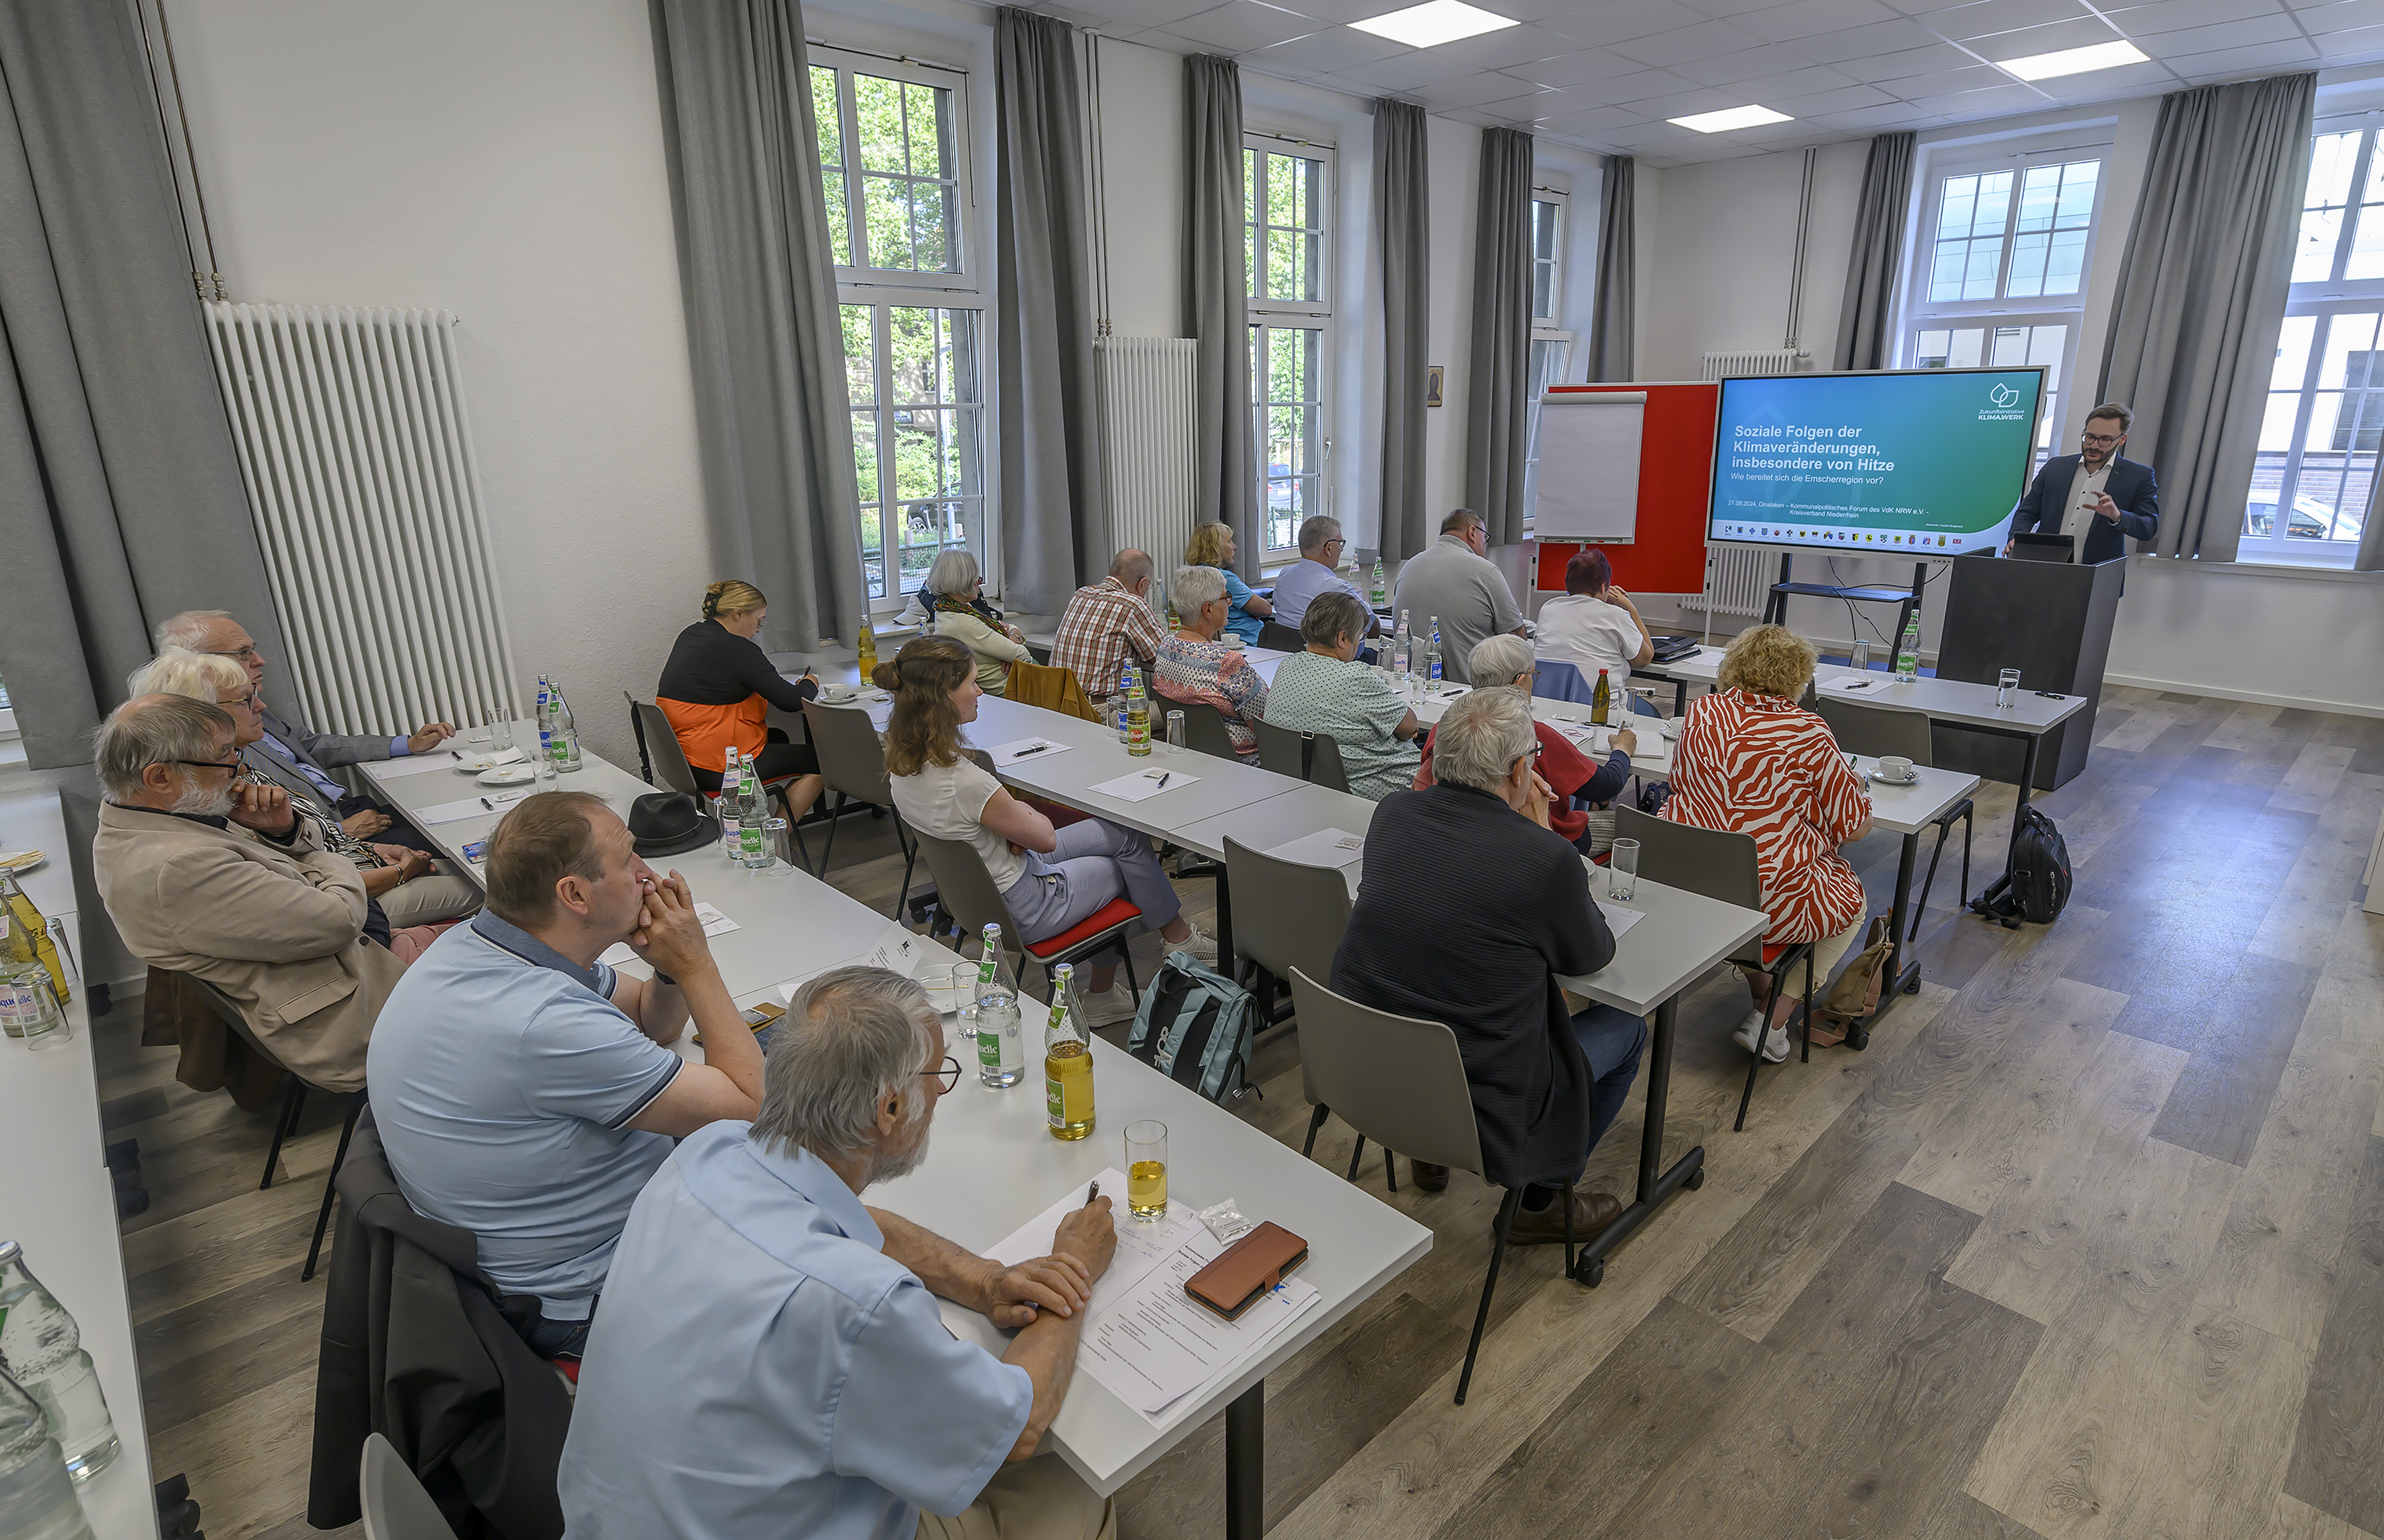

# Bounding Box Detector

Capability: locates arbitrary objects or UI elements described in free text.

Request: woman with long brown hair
[655,580,825,822]
[875,636,1213,1022]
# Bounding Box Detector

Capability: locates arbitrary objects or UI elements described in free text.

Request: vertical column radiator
[1095,336,1198,622]
[203,303,519,736]
[1690,347,1803,619]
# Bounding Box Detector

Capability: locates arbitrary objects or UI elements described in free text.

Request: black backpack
[1978,805,2071,925]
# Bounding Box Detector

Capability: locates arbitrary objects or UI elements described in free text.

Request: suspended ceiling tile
[2128,10,2305,50]
[1422,20,1601,65]
[2161,34,2322,68]
[1735,0,1906,39]
[1158,0,1328,51]
[1607,17,1774,64]
[2295,0,2384,30]
[1240,26,1415,73]
[1770,80,1902,111]
[2098,0,2287,31]
[1415,71,1566,106]
[1505,46,1673,84]
[1918,0,2101,38]
[1822,38,1982,75]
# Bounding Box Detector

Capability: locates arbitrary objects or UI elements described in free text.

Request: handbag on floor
[1126,951,1260,1106]
[1816,914,1891,1031]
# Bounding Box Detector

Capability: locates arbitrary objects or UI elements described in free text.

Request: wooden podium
[1932,553,2124,791]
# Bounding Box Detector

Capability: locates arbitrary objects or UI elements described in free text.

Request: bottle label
[978,1028,1003,1068]
[1046,1075,1065,1125]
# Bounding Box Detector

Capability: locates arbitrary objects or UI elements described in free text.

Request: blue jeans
[1521,1003,1647,1210]
[999,817,1184,958]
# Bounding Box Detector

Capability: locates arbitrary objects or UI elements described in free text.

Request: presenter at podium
[2004,401,2159,564]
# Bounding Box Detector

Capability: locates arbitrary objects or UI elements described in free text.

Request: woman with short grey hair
[1264,591,1422,799]
[923,548,1029,696]
[1152,566,1269,754]
[1409,639,1638,854]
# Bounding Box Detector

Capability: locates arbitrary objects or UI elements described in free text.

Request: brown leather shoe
[1410,1160,1449,1191]
[1502,1190,1624,1246]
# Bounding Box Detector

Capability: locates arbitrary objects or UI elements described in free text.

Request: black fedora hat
[627,791,719,858]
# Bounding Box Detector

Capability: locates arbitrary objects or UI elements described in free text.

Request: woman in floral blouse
[1663,624,1872,1062]
[1151,565,1268,755]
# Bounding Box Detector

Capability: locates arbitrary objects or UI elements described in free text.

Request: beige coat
[93,802,402,1093]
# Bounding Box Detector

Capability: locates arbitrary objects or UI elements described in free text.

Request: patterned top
[1264,650,1419,801]
[1152,632,1268,754]
[1661,688,1871,945]
[1050,577,1167,700]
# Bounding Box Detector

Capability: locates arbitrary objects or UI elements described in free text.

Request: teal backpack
[1126,951,1262,1105]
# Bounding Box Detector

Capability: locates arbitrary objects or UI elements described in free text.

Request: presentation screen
[1706,367,2045,556]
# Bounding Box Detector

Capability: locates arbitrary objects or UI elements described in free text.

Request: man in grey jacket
[157,610,455,846]
[1390,508,1527,686]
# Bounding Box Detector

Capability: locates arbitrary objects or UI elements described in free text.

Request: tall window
[1245,133,1333,558]
[1902,148,2107,469]
[1524,186,1574,526]
[2250,120,2384,568]
[811,49,986,611]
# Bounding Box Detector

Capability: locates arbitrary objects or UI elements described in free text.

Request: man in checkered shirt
[1050,550,1167,704]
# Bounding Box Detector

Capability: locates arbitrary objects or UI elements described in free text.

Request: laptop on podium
[2009,531,2075,562]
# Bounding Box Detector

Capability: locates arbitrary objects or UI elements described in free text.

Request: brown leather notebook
[1184,1222,1309,1321]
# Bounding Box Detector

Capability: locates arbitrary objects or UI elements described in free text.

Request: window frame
[812,45,993,616]
[2245,113,2384,570]
[1245,129,1336,561]
[1523,181,1575,534]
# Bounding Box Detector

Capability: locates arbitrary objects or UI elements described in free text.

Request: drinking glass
[1124,1120,1169,1219]
[1165,710,1186,754]
[1608,837,1640,903]
[486,708,513,751]
[754,817,789,870]
[1998,667,2021,709]
[947,962,978,1019]
[1850,639,1873,674]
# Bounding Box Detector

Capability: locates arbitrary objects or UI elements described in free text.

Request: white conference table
[1846,759,1982,1035]
[0,789,161,1540]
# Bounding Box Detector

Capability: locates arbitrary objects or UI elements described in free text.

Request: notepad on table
[599,902,739,967]
[1089,769,1200,803]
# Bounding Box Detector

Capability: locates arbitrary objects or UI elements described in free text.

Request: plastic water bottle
[1369,560,1387,608]
[736,752,766,867]
[1425,618,1443,684]
[719,748,745,859]
[0,1364,92,1540]
[974,925,1024,1088]
[1894,612,1922,684]
[534,674,553,768]
[1390,610,1410,677]
[0,1243,118,1484]
[549,687,582,773]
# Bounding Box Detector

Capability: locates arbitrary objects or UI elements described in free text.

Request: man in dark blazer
[1331,689,1645,1243]
[2006,402,2159,564]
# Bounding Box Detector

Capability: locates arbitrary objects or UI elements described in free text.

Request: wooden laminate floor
[97,686,2384,1539]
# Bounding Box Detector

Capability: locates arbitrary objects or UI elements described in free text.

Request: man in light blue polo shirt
[368,790,766,1356]
[559,966,1120,1540]
[1267,514,1381,637]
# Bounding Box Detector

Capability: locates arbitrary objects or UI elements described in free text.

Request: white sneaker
[1757,1023,1792,1062]
[1079,984,1139,1027]
[1171,926,1219,963]
[1731,1010,1765,1052]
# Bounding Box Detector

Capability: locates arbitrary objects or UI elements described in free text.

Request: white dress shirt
[2061,460,2112,563]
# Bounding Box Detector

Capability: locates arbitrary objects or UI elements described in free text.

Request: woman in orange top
[655,581,824,821]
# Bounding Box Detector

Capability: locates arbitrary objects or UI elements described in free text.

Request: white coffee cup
[818,684,855,704]
[1878,755,1914,780]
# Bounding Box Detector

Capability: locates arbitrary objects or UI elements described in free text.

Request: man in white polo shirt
[367,790,765,1358]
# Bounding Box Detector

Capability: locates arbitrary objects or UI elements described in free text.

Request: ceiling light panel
[1349,0,1521,46]
[1668,103,1793,131]
[1995,38,2149,77]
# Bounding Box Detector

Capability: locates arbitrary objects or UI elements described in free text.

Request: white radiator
[1690,348,1802,619]
[203,304,519,737]
[1096,336,1198,623]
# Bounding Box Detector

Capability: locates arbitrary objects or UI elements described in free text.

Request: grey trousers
[377,862,480,926]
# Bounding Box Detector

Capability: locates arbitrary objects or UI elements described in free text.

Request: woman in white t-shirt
[1533,547,1658,715]
[875,636,1214,1021]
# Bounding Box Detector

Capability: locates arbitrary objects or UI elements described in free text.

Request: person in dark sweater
[655,581,824,821]
[1331,687,1646,1243]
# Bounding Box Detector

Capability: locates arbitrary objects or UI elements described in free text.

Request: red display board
[1534,381,1717,596]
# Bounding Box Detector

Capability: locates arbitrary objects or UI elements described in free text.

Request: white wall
[2109,561,2384,717]
[1093,38,1184,340]
[167,0,709,769]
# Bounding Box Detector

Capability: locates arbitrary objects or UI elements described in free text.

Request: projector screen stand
[1761,556,1925,660]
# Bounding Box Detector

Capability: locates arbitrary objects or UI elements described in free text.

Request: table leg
[1867,831,1921,1046]
[1215,865,1237,979]
[1225,1380,1263,1540]
[1573,994,1704,1288]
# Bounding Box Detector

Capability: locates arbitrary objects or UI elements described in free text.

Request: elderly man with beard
[91,693,400,1093]
[557,965,1122,1540]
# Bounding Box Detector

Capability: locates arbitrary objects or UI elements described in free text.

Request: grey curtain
[0,1,289,770]
[1467,127,1533,548]
[1183,56,1256,579]
[1376,98,1431,563]
[652,0,866,648]
[1587,155,1635,381]
[1834,132,1915,371]
[2098,73,2315,562]
[995,8,1105,614]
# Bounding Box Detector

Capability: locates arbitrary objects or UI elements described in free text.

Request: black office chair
[1813,696,1972,941]
[1612,807,1819,1132]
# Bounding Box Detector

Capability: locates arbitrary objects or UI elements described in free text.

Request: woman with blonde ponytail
[877,636,1215,1023]
[655,580,826,821]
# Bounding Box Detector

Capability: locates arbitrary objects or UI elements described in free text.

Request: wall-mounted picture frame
[1425,365,1444,408]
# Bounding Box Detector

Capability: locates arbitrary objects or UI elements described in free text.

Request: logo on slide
[1988,383,2020,409]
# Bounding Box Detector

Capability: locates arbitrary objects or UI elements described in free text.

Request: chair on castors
[905,823,1143,1002]
[359,1434,453,1540]
[1813,695,1972,939]
[175,971,362,1282]
[1288,967,1573,1405]
[803,700,916,916]
[1612,806,1818,1132]
[1221,836,1351,1027]
[1256,620,1306,653]
[630,696,812,872]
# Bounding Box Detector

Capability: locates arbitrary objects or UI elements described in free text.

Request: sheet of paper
[372,747,505,780]
[1088,769,1202,803]
[413,788,536,826]
[1075,1225,1321,1416]
[861,918,933,976]
[984,1167,1205,1319]
[988,737,1074,766]
[1819,675,1887,694]
[1264,827,1367,870]
[1595,900,1645,940]
[600,902,739,967]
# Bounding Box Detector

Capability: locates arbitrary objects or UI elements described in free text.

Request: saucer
[479,765,540,787]
[817,687,857,705]
[1871,767,1921,786]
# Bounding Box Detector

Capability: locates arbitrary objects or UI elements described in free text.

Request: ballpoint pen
[1087,1179,1100,1206]
[1012,743,1052,758]
[1150,772,1169,789]
[479,796,495,810]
